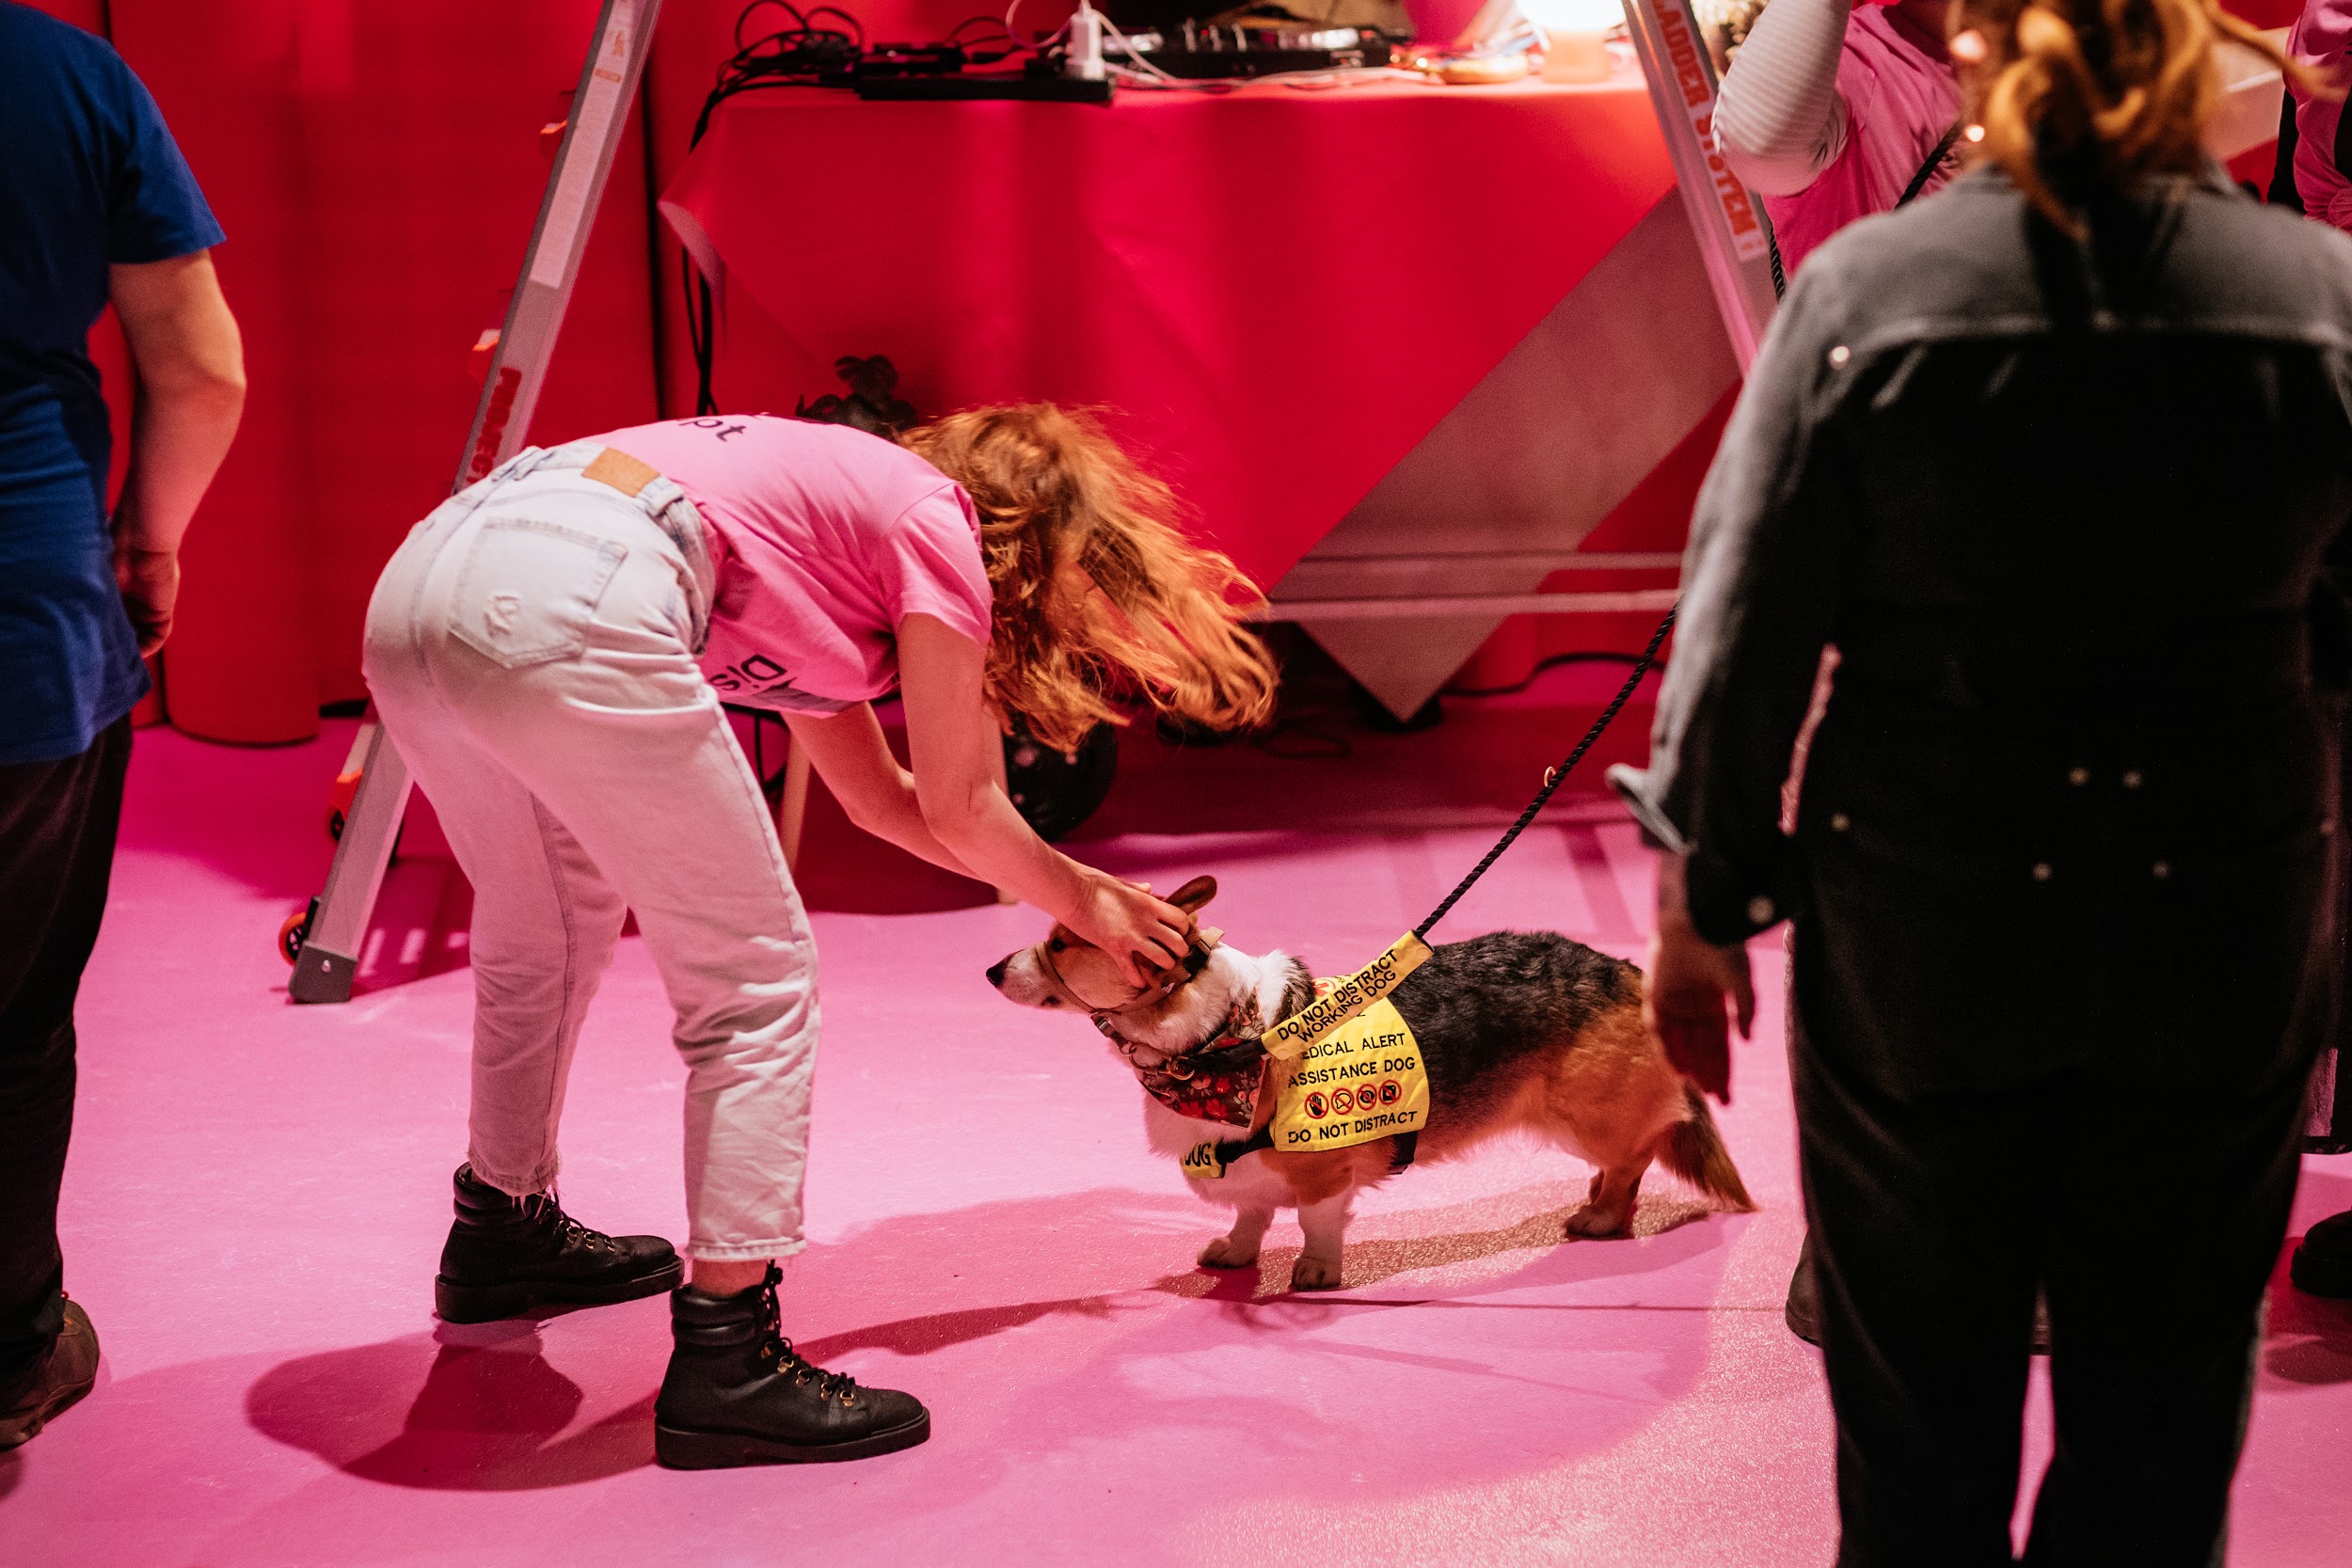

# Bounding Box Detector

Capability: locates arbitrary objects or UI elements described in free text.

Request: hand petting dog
[1062,875,1192,986]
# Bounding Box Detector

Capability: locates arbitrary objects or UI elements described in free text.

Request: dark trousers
[0,718,130,1374]
[1790,877,2319,1564]
[1788,686,2331,1565]
[1796,1010,2306,1567]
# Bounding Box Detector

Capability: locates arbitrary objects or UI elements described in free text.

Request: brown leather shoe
[2291,1208,2352,1298]
[0,1296,99,1449]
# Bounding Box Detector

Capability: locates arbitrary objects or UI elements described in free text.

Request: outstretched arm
[809,610,1185,982]
[1714,0,1856,197]
[781,700,984,881]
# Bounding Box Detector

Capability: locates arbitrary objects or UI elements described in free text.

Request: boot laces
[751,1264,859,1402]
[521,1188,617,1254]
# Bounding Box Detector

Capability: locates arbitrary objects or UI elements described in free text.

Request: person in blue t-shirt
[0,3,244,1449]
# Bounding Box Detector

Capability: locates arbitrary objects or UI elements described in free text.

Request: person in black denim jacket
[1610,0,2349,1560]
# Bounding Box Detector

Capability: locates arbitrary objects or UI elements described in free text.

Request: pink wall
[36,0,658,742]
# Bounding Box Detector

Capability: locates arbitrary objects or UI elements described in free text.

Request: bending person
[1614,0,2342,1558]
[1714,0,1963,276]
[362,405,1275,1468]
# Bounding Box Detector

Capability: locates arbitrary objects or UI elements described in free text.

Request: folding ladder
[286,0,665,1002]
[1620,0,1780,371]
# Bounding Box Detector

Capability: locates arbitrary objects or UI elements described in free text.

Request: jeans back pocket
[447,515,628,669]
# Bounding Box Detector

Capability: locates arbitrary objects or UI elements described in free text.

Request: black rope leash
[1190,605,1675,1177]
[1411,605,1677,942]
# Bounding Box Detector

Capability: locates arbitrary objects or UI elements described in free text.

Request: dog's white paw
[1290,1254,1343,1291]
[1198,1236,1260,1269]
[1565,1204,1631,1239]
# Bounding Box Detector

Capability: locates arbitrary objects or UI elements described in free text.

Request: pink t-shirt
[2291,0,2352,230]
[1764,7,1963,276]
[600,416,993,713]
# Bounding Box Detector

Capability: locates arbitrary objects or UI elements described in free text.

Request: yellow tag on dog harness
[1263,932,1432,1061]
[1180,1142,1232,1180]
[1270,990,1429,1153]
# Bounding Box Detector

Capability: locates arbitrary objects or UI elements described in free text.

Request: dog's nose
[985,958,1009,988]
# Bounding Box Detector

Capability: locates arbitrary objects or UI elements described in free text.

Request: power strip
[854,74,1114,102]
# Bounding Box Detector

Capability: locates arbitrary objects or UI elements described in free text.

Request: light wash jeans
[362,443,817,1260]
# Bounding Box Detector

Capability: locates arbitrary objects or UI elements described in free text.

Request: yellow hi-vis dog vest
[1181,978,1429,1178]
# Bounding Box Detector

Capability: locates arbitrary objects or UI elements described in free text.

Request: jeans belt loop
[427,443,550,544]
[496,443,560,485]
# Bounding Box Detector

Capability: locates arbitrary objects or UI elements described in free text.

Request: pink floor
[4,716,2350,1567]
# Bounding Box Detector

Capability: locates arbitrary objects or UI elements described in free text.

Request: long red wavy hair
[904,404,1279,752]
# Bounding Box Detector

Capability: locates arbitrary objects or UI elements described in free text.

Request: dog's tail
[1658,1087,1756,1212]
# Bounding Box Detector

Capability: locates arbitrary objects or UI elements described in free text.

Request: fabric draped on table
[655,78,1675,594]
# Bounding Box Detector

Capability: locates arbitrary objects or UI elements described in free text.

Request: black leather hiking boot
[655,1265,930,1467]
[2291,1208,2352,1298]
[434,1164,682,1323]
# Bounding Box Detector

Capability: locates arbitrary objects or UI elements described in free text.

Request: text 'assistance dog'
[987,877,1754,1291]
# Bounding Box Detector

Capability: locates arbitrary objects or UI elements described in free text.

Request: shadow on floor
[236,1180,1740,1494]
[798,1181,1735,1359]
[246,1322,654,1490]
[349,853,473,996]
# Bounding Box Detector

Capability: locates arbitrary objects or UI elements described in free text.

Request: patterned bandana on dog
[1096,998,1267,1128]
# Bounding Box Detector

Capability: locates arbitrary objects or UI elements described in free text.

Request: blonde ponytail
[1958,0,2320,235]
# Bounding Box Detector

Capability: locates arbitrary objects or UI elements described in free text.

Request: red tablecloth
[660,75,1675,588]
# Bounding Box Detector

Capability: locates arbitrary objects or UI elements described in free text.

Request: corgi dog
[986,876,1755,1291]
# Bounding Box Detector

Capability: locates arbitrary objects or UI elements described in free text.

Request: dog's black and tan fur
[989,877,1754,1291]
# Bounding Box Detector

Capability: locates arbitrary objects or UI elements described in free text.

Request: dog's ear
[1167,876,1217,914]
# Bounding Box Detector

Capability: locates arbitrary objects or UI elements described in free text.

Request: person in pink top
[361,405,1275,1468]
[2279,0,2352,1304]
[2287,0,2352,228]
[1715,0,1966,276]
